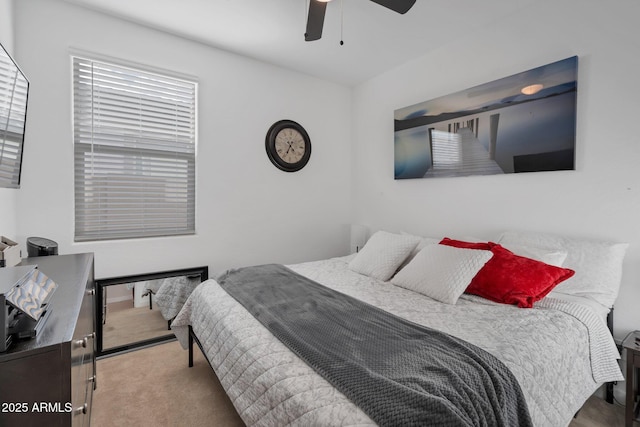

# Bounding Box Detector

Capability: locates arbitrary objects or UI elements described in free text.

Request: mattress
[172,255,623,426]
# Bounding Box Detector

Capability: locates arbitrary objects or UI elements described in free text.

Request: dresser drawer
[71,277,96,426]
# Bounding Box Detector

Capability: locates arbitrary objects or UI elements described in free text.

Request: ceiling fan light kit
[304,0,416,42]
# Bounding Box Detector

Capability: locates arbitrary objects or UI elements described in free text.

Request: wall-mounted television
[0,42,29,189]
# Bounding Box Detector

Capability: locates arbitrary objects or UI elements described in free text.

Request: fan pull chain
[340,0,344,45]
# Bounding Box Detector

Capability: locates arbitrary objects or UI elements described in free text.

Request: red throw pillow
[439,238,575,308]
[438,237,491,250]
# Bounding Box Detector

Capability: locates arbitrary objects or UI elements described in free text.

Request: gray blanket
[217,264,533,427]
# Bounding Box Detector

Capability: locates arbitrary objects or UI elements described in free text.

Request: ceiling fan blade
[369,0,416,14]
[305,0,328,41]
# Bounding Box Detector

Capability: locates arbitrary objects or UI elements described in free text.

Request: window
[430,130,462,169]
[73,56,196,241]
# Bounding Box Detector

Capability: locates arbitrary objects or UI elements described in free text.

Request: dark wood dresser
[0,253,96,427]
[624,330,640,427]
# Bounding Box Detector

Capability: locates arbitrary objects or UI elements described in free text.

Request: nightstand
[624,331,640,427]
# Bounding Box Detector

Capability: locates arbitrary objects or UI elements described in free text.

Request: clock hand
[285,141,295,154]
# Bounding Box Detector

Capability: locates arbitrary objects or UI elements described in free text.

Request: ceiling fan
[304,0,417,42]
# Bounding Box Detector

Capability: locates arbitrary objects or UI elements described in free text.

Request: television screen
[0,42,29,189]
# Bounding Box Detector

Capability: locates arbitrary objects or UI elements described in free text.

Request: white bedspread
[153,275,202,321]
[172,255,622,427]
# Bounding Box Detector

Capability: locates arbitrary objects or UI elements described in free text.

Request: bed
[171,230,627,426]
[151,274,203,321]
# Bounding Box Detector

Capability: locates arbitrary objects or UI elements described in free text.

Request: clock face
[275,128,306,164]
[266,120,311,172]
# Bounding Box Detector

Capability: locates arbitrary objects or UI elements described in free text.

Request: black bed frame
[187,309,618,404]
[605,308,615,404]
[188,325,198,368]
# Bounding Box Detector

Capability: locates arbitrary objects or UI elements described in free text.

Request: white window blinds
[73,56,196,241]
[431,130,462,169]
[0,45,29,189]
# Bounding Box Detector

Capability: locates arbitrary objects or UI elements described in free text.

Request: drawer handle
[74,337,88,349]
[74,403,87,415]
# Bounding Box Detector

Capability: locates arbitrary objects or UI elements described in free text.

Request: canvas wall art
[394,56,578,179]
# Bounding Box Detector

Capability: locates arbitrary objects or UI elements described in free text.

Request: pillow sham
[498,231,628,308]
[348,231,419,281]
[497,242,567,267]
[399,232,440,270]
[440,238,575,308]
[391,244,493,304]
[439,238,567,266]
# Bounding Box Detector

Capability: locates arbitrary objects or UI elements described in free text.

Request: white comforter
[172,255,623,427]
[153,275,202,321]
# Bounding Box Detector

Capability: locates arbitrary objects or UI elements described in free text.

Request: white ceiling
[61,0,538,86]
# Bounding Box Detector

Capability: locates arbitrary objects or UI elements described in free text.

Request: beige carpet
[570,396,626,427]
[91,340,244,427]
[103,300,171,350]
[92,340,626,427]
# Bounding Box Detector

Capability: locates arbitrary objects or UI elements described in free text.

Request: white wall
[351,0,640,339]
[0,0,18,241]
[0,0,12,50]
[13,0,353,278]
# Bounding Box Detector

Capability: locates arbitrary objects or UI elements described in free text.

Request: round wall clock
[265,120,311,172]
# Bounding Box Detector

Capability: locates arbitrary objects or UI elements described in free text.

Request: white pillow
[499,242,567,267]
[348,231,420,281]
[399,232,440,269]
[390,244,493,304]
[498,231,628,308]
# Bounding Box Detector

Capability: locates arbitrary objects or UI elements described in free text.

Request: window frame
[72,53,198,242]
